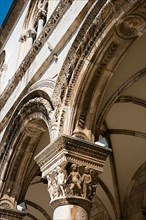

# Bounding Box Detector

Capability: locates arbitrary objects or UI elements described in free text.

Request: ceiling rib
[106,129,146,139]
[116,96,146,108]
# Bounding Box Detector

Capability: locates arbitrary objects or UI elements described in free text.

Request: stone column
[19,29,36,62]
[35,135,111,220]
[35,8,46,38]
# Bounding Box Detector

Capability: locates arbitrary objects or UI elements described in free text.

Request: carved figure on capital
[46,164,99,201]
[67,164,82,196]
[47,172,60,200]
[81,167,92,198]
[56,166,67,197]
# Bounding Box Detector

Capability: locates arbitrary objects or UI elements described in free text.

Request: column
[35,8,46,38]
[35,135,111,220]
[19,29,36,64]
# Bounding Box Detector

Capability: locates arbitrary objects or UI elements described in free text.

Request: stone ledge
[0,208,26,220]
[35,135,112,177]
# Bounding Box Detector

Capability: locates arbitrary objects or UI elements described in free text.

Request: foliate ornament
[0,208,26,220]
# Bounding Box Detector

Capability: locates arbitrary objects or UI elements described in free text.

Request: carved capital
[35,8,47,22]
[35,135,111,211]
[19,29,36,42]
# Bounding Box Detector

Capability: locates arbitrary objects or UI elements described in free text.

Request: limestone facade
[0,0,146,219]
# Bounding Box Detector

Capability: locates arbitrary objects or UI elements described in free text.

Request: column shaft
[53,205,88,220]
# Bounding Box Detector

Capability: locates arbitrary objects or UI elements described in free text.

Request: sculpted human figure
[56,166,67,197]
[47,173,60,200]
[68,164,81,195]
[81,167,92,198]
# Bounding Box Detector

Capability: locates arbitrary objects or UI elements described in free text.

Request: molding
[105,129,146,139]
[35,135,112,177]
[0,208,26,220]
[116,95,146,108]
[0,0,27,48]
[0,84,54,133]
[52,0,146,135]
[0,97,51,198]
[26,213,38,220]
[0,0,73,111]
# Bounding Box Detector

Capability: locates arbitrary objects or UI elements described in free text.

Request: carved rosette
[35,135,111,212]
[116,14,146,39]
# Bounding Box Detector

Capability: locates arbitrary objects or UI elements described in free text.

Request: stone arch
[123,162,146,219]
[0,90,53,209]
[52,0,146,141]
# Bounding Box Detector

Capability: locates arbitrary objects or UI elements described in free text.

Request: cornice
[0,0,73,111]
[35,134,112,177]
